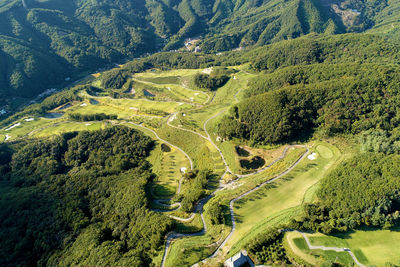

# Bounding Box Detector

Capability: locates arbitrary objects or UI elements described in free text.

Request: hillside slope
[0,0,399,110]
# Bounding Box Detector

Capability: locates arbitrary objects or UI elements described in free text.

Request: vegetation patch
[143,89,155,97]
[246,228,289,265]
[161,143,171,152]
[193,73,230,91]
[69,113,117,121]
[240,156,265,170]
[235,146,250,157]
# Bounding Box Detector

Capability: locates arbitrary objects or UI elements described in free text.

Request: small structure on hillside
[180,167,187,174]
[224,250,254,267]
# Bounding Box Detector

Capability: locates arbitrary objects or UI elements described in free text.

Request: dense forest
[0,126,171,266]
[218,61,400,144]
[69,113,117,121]
[1,0,400,109]
[193,73,230,91]
[290,153,400,233]
[246,227,289,265]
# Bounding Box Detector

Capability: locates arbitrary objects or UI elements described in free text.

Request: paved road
[160,145,308,266]
[289,231,366,267]
[134,111,309,267]
[130,74,311,267]
[206,146,309,260]
[128,122,193,170]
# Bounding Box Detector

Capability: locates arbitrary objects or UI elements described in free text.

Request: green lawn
[164,146,309,266]
[33,121,104,138]
[303,228,400,266]
[0,117,61,141]
[157,124,224,172]
[134,68,200,78]
[66,97,191,119]
[147,142,190,199]
[226,142,341,254]
[165,235,218,267]
[174,214,204,234]
[131,78,209,104]
[288,234,355,266]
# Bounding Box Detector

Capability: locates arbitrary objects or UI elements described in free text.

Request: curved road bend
[285,230,366,267]
[132,117,309,266]
[205,147,310,260]
[128,121,192,206]
[128,121,193,170]
[130,113,310,266]
[161,146,308,267]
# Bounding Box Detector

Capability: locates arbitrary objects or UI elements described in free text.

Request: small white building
[224,250,254,267]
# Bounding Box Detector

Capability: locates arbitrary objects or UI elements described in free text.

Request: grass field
[147,142,190,198]
[66,97,191,119]
[164,146,309,266]
[167,66,253,136]
[157,124,224,172]
[0,117,61,141]
[174,214,204,234]
[33,121,105,138]
[133,68,200,79]
[165,235,218,267]
[285,232,355,266]
[226,142,341,255]
[298,228,400,266]
[131,78,209,104]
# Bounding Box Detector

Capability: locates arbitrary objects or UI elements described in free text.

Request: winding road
[128,121,193,170]
[287,230,366,267]
[207,146,309,260]
[130,76,311,267]
[156,110,309,266]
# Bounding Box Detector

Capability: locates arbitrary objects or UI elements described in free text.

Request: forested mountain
[1,0,400,110]
[0,127,171,266]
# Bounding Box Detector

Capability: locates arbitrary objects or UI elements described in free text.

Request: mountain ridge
[0,0,399,112]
